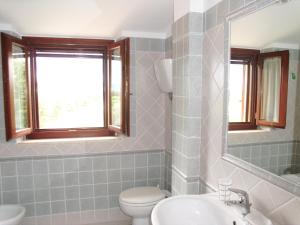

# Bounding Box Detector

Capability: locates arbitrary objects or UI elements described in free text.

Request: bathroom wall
[294,50,300,141]
[171,12,207,195]
[200,1,300,224]
[164,36,172,191]
[0,37,166,157]
[172,0,300,224]
[0,150,165,217]
[0,37,169,217]
[228,141,299,175]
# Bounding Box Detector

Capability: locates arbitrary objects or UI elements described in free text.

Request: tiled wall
[199,1,300,224]
[228,141,300,175]
[172,0,300,224]
[0,36,171,219]
[164,151,172,191]
[0,150,165,217]
[0,37,166,158]
[171,12,205,195]
[165,36,172,59]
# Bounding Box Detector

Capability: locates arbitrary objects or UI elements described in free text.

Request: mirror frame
[222,0,300,196]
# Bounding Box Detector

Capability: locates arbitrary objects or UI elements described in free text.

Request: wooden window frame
[256,50,289,128]
[229,48,259,131]
[1,33,33,140]
[108,39,130,136]
[1,34,130,140]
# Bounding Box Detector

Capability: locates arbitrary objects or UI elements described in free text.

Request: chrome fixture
[226,188,252,216]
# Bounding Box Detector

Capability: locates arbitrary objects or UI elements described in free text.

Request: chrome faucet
[226,188,252,216]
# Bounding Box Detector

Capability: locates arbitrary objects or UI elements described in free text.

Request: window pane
[36,52,104,129]
[228,63,247,122]
[12,44,29,130]
[111,47,122,127]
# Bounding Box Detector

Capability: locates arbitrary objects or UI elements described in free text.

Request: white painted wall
[174,0,222,21]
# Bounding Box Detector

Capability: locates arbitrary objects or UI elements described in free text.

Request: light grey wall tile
[65,172,79,186]
[2,176,17,191]
[79,172,93,185]
[108,155,121,169]
[108,170,121,183]
[49,174,64,187]
[2,191,18,204]
[1,161,16,176]
[80,198,94,210]
[121,154,134,169]
[0,150,165,217]
[79,157,93,171]
[109,195,119,208]
[205,5,217,31]
[135,167,147,180]
[93,155,107,171]
[95,196,109,209]
[34,175,49,189]
[17,160,33,175]
[121,169,134,181]
[121,181,134,191]
[150,39,165,52]
[35,189,50,202]
[80,185,93,198]
[51,201,65,214]
[50,187,65,201]
[135,153,147,167]
[66,199,80,212]
[94,183,108,196]
[148,167,160,179]
[148,153,161,166]
[136,38,150,51]
[48,159,63,173]
[94,170,107,184]
[33,160,48,174]
[18,176,34,190]
[36,202,51,216]
[64,158,78,172]
[19,190,34,204]
[65,186,79,200]
[108,182,121,195]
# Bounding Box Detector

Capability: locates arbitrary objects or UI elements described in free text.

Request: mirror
[226,0,300,194]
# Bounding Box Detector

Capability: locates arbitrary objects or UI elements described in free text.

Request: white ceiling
[231,0,300,49]
[0,0,173,39]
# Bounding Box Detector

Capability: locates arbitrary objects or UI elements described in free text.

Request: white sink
[151,193,273,225]
[0,205,25,225]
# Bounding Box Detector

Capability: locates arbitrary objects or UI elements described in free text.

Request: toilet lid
[119,186,165,204]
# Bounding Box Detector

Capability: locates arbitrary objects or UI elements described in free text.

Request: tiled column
[171,12,205,195]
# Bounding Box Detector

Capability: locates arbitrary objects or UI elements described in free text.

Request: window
[229,48,259,130]
[256,50,289,128]
[1,33,130,140]
[228,48,289,131]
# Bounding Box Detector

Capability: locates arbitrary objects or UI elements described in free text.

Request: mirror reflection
[227,0,300,184]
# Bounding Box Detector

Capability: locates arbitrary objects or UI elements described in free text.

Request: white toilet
[119,186,165,225]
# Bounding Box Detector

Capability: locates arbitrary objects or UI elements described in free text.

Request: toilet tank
[154,59,172,93]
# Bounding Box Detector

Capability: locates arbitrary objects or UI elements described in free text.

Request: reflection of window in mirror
[228,48,289,131]
[257,50,289,128]
[229,48,259,130]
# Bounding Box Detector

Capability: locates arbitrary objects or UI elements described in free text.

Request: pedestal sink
[0,205,25,225]
[151,193,273,225]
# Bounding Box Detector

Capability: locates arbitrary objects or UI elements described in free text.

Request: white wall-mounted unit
[154,59,172,93]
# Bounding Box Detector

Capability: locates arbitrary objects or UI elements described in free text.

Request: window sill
[228,127,272,134]
[17,136,120,144]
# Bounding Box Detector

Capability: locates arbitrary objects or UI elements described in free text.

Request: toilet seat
[119,186,165,205]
